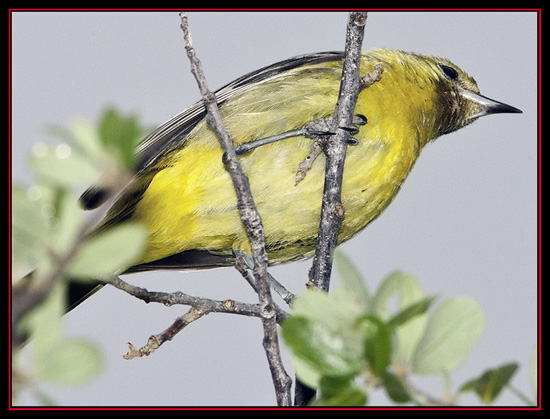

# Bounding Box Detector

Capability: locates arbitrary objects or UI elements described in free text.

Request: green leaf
[35,338,102,385]
[320,388,367,407]
[460,363,519,405]
[372,271,425,317]
[98,107,142,170]
[20,269,102,386]
[476,363,518,405]
[386,296,435,330]
[357,315,391,377]
[381,371,411,404]
[459,377,477,394]
[67,223,148,279]
[284,288,366,378]
[47,120,103,164]
[282,315,363,377]
[412,296,484,375]
[27,282,65,358]
[11,186,51,273]
[66,119,111,165]
[50,189,83,254]
[29,142,102,187]
[334,250,370,309]
[314,375,367,406]
[291,286,363,323]
[292,355,321,389]
[372,271,429,366]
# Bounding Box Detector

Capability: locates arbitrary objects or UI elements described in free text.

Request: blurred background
[11,11,538,406]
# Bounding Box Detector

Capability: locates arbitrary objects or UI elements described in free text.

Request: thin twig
[295,11,373,407]
[103,274,289,323]
[101,273,289,359]
[179,12,292,406]
[295,139,324,185]
[308,11,370,292]
[123,306,206,359]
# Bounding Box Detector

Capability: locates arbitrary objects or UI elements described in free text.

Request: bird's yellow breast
[128,52,435,265]
[133,93,422,264]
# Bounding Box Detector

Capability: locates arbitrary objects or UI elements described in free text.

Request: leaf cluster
[282,251,526,406]
[12,107,147,400]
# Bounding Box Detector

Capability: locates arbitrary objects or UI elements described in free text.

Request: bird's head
[363,49,522,142]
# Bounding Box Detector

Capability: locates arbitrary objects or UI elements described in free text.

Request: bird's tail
[67,280,105,312]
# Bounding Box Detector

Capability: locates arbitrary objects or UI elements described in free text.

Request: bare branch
[361,62,384,88]
[295,11,376,407]
[100,12,375,406]
[308,12,372,292]
[178,12,292,406]
[123,306,206,359]
[295,138,324,186]
[104,274,289,322]
[100,274,289,358]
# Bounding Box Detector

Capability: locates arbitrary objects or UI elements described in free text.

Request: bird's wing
[79,52,344,210]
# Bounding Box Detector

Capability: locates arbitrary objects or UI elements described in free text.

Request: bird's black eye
[439,64,459,81]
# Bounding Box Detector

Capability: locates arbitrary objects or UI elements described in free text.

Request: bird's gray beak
[461,89,523,120]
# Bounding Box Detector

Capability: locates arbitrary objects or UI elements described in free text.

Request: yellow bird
[81,49,521,278]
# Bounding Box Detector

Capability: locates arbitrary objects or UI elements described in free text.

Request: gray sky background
[11,11,538,406]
